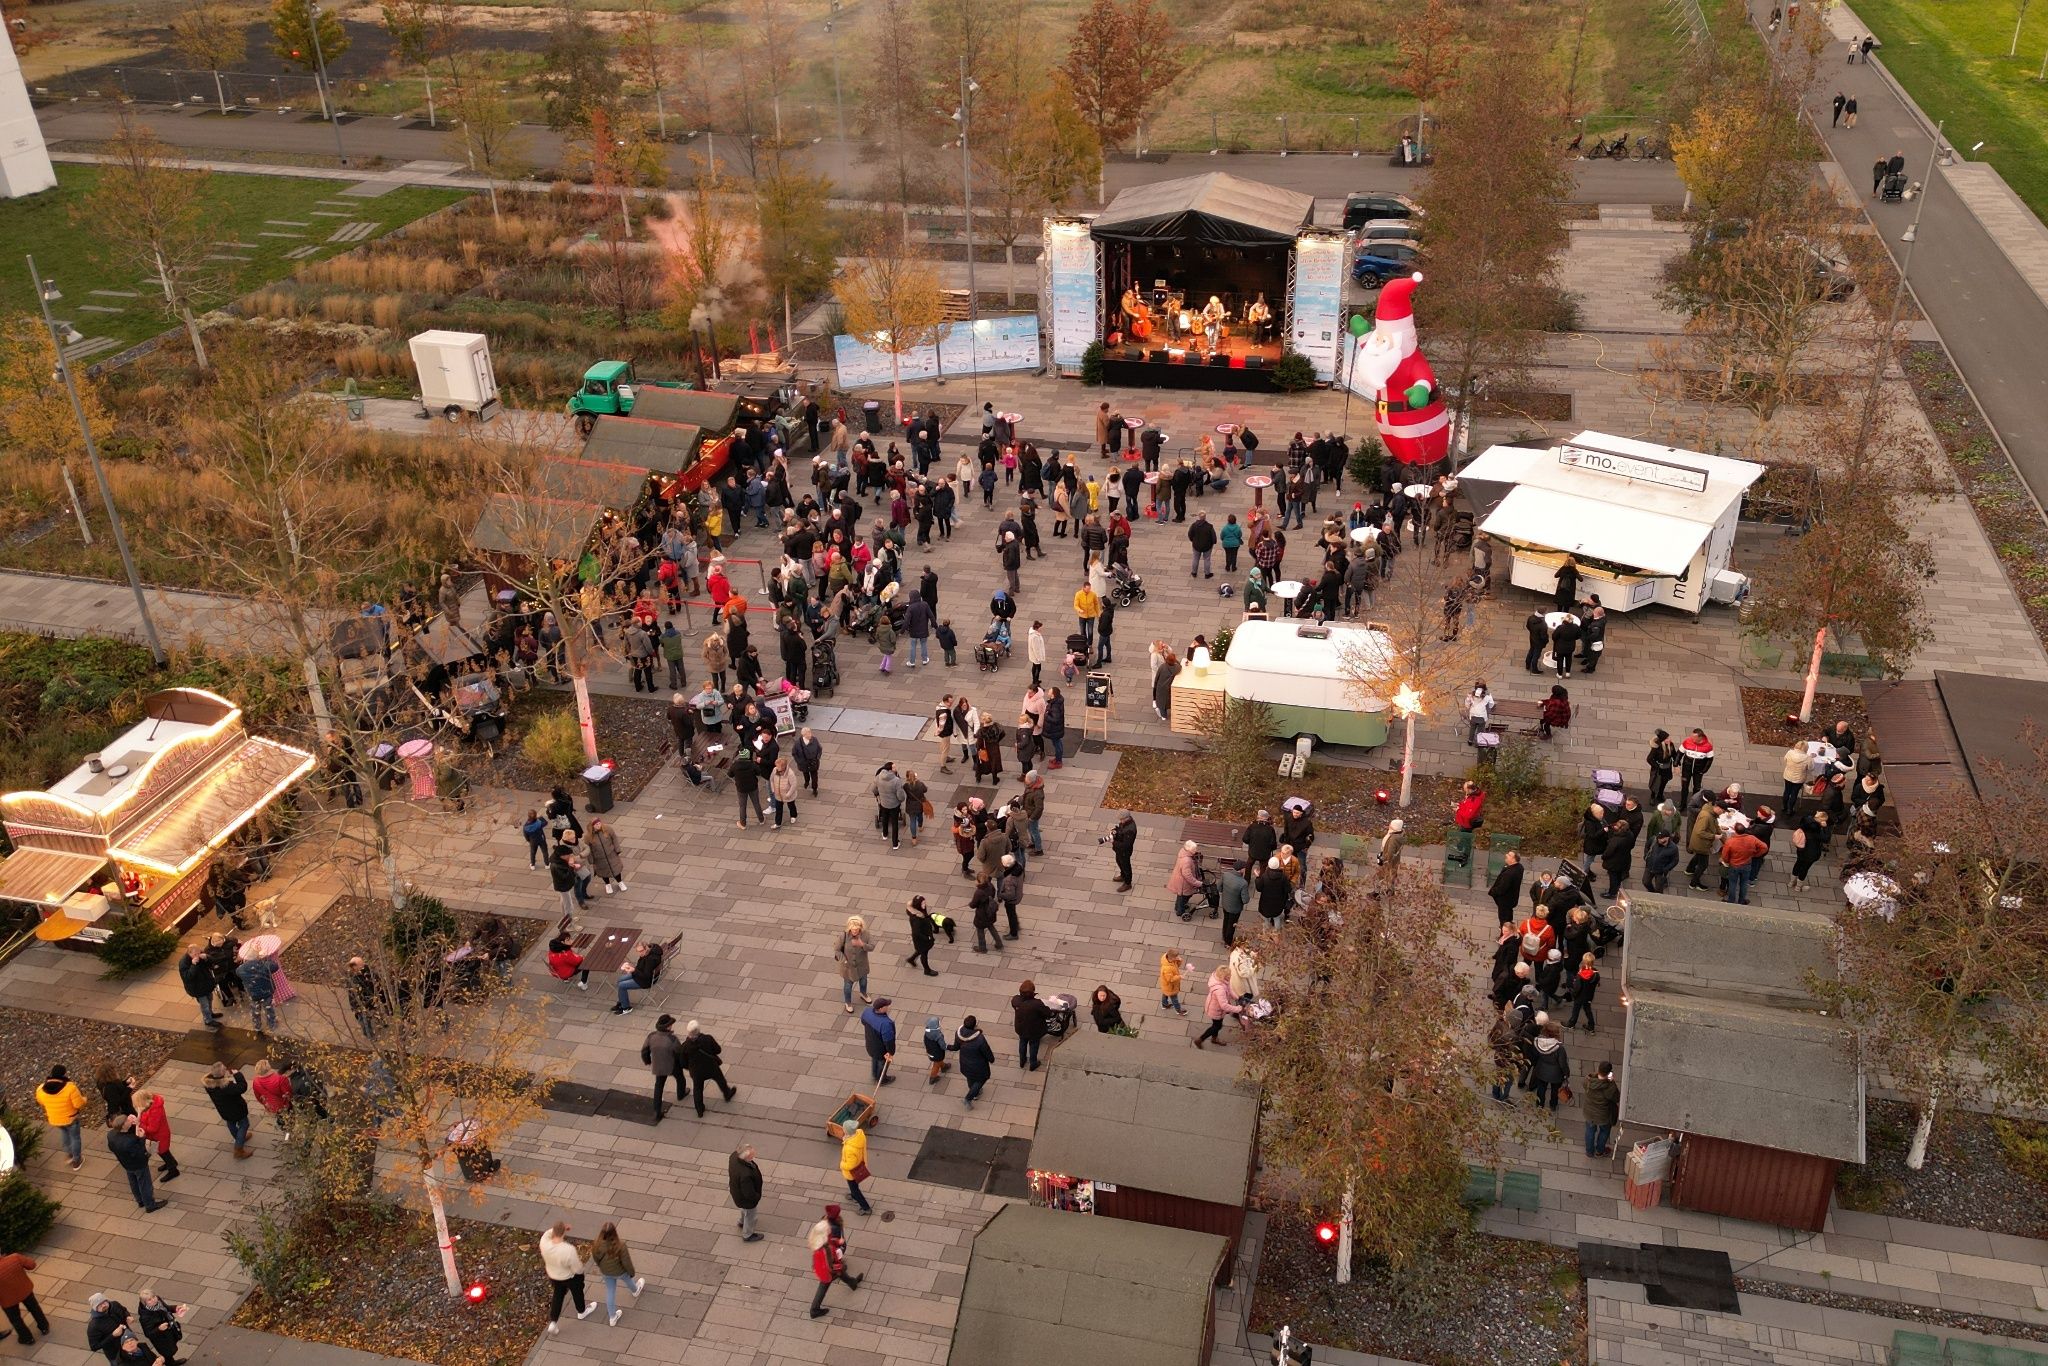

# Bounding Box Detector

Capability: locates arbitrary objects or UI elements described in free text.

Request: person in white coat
[540,1222,597,1332]
[1464,682,1496,745]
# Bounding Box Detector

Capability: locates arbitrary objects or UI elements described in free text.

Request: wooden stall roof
[1623,898,1836,1009]
[1860,671,2048,833]
[1028,1030,1259,1207]
[0,847,106,906]
[629,385,740,433]
[580,416,704,474]
[469,494,596,561]
[947,1205,1226,1366]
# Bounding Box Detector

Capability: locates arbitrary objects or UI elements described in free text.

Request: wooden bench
[1441,830,1475,886]
[1485,833,1522,880]
[1181,817,1242,858]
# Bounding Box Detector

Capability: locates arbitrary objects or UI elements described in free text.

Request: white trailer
[409,330,500,422]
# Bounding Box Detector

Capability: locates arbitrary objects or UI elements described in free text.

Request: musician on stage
[1245,294,1273,346]
[1120,285,1152,340]
[1200,295,1226,355]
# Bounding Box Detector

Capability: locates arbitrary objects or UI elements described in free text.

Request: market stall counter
[1459,432,1765,616]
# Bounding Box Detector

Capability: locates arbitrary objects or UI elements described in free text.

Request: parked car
[1342,193,1420,230]
[1351,241,1421,288]
[1353,218,1422,246]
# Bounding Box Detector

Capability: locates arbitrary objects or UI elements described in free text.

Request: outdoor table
[1843,872,1900,921]
[398,738,437,799]
[580,926,642,975]
[1348,525,1377,547]
[1214,423,1237,435]
[1271,580,1304,616]
[238,934,297,1004]
[1244,474,1273,508]
[1402,483,1432,498]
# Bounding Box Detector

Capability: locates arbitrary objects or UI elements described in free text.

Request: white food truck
[1460,432,1764,615]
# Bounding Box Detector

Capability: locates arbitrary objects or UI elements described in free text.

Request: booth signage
[832,316,1041,390]
[1288,233,1347,382]
[1046,221,1099,369]
[1558,442,1709,493]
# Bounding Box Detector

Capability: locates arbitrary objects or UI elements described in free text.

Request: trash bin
[862,399,882,434]
[583,761,616,814]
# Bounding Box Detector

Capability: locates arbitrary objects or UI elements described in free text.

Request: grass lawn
[1853,0,2048,221]
[0,164,467,353]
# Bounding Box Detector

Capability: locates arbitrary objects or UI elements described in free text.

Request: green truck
[563,360,695,434]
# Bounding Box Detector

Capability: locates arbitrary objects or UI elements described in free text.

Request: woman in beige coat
[702,632,730,690]
[586,818,627,894]
[769,756,800,828]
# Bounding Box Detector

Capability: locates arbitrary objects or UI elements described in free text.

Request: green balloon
[1348,312,1370,336]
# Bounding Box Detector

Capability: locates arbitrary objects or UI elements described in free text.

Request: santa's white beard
[1355,316,1417,392]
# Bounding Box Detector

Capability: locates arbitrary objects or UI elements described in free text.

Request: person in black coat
[1550,615,1582,678]
[1579,603,1608,673]
[1282,805,1316,858]
[950,1016,997,1108]
[970,875,1001,952]
[1553,556,1580,609]
[1109,813,1137,891]
[1644,832,1680,892]
[905,895,940,975]
[86,1296,134,1366]
[1487,851,1524,924]
[1255,860,1294,927]
[1524,611,1549,673]
[1011,983,1054,1070]
[1599,823,1634,899]
[137,1292,186,1366]
[729,1144,765,1242]
[1242,812,1279,869]
[680,1023,738,1117]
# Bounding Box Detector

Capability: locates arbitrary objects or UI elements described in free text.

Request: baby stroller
[809,638,840,696]
[844,596,883,639]
[975,617,1013,671]
[1109,562,1147,607]
[1061,632,1091,683]
[1881,171,1907,203]
[1041,992,1080,1039]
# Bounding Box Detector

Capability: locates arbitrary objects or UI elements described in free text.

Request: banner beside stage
[831,316,1042,390]
[1045,219,1100,372]
[1288,231,1347,382]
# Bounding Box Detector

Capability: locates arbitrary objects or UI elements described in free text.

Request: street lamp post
[28,256,166,666]
[827,2,846,145]
[958,59,980,403]
[307,2,349,166]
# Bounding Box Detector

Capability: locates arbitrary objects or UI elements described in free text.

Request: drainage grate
[907,1125,1032,1197]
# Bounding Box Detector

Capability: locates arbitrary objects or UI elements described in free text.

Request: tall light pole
[957,58,980,403]
[307,1,349,166]
[826,1,846,144]
[28,256,166,666]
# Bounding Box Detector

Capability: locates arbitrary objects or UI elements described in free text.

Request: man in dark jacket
[1523,611,1549,673]
[1643,831,1680,892]
[949,1016,996,1108]
[1011,982,1053,1070]
[860,999,897,1083]
[1599,822,1634,899]
[1487,850,1524,924]
[645,1015,685,1120]
[203,1063,253,1158]
[176,945,220,1029]
[106,1116,164,1212]
[613,942,663,1016]
[1256,858,1295,928]
[1583,1062,1621,1157]
[1578,602,1608,673]
[970,875,1001,952]
[681,1021,738,1117]
[730,1144,765,1241]
[1187,512,1218,577]
[86,1294,132,1365]
[1241,810,1279,868]
[1109,813,1137,890]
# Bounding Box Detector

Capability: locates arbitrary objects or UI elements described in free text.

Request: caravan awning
[1479,484,1710,577]
[0,848,106,907]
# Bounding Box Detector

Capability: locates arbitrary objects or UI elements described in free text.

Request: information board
[1045,220,1099,370]
[1289,233,1347,382]
[832,316,1040,390]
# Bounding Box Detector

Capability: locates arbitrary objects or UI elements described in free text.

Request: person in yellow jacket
[1159,949,1187,1016]
[34,1065,87,1169]
[1074,583,1102,653]
[838,1119,874,1216]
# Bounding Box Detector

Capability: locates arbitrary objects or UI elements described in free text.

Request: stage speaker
[1124,346,1144,361]
[1209,353,1229,367]
[1244,354,1265,369]
[1149,349,1169,363]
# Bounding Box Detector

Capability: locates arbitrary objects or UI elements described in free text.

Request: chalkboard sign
[1085,673,1112,709]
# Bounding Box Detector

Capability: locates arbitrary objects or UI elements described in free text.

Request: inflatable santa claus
[1352,272,1450,469]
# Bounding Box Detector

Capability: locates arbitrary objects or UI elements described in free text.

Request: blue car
[1351,241,1419,289]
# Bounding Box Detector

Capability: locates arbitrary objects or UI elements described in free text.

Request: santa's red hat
[1374,272,1426,322]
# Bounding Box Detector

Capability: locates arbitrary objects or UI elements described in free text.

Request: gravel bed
[1837,1098,2048,1239]
[1738,1279,2048,1345]
[1738,686,1871,749]
[0,1005,181,1131]
[1250,1212,1585,1366]
[465,689,673,802]
[279,895,548,987]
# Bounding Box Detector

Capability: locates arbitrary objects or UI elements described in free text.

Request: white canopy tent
[1462,432,1765,614]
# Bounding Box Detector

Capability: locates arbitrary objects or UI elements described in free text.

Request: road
[33,102,1686,206]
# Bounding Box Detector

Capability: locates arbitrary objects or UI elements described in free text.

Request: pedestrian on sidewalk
[645,1015,684,1121]
[794,725,824,796]
[730,1144,765,1241]
[905,896,941,976]
[1844,96,1858,129]
[922,1015,952,1085]
[250,1060,293,1131]
[1159,949,1188,1015]
[586,818,628,895]
[1012,980,1054,1069]
[835,916,873,1013]
[177,946,222,1030]
[1109,811,1137,891]
[1583,1062,1621,1157]
[808,1206,864,1316]
[839,1124,876,1215]
[107,1115,165,1212]
[237,951,281,1034]
[136,1291,188,1366]
[34,1066,86,1170]
[134,1092,180,1184]
[0,1251,51,1347]
[86,1293,133,1365]
[539,1222,597,1333]
[859,999,897,1086]
[1195,964,1245,1048]
[951,1016,995,1108]
[203,1063,253,1159]
[872,761,906,849]
[96,1064,137,1120]
[1831,90,1846,126]
[590,1223,646,1327]
[681,1021,738,1116]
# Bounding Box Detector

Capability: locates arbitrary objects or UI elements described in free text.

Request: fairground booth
[1044,172,1348,390]
[948,1205,1230,1366]
[1858,670,2048,838]
[0,688,315,947]
[1169,618,1393,750]
[1024,1031,1260,1283]
[1459,432,1765,615]
[1618,895,1865,1232]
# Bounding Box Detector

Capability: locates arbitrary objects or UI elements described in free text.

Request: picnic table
[573,925,642,976]
[1180,817,1243,861]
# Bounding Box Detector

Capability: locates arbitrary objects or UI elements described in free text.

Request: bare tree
[441,70,523,223]
[835,220,948,423]
[622,0,673,139]
[381,0,445,127]
[169,0,248,116]
[78,108,218,370]
[858,0,938,221]
[1809,745,2048,1170]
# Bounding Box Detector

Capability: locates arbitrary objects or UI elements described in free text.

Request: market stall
[1459,432,1765,615]
[0,688,315,945]
[1025,1031,1260,1282]
[1170,618,1393,748]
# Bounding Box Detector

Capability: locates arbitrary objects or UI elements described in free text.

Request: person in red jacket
[1515,913,1557,965]
[1453,781,1486,832]
[250,1060,293,1129]
[0,1251,51,1346]
[546,934,589,989]
[807,1205,862,1318]
[134,1092,179,1183]
[1720,828,1769,905]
